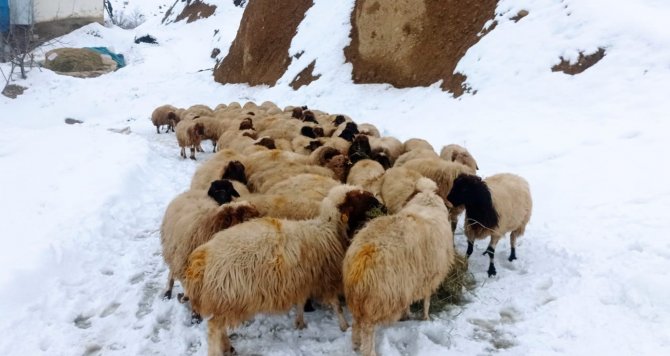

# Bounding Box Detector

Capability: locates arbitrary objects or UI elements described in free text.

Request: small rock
[65,118,84,124]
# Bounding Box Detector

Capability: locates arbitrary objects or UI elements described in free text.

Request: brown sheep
[175,120,205,160]
[151,104,180,134]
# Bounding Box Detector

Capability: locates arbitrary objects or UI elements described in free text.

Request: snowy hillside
[1,0,669,355]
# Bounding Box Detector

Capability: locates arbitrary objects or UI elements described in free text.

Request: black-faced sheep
[191,158,250,197]
[160,181,260,301]
[440,144,479,171]
[175,120,206,160]
[446,173,532,277]
[343,178,455,356]
[183,186,386,355]
[151,104,180,134]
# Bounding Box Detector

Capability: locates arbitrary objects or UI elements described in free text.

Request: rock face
[213,0,314,86]
[344,0,498,96]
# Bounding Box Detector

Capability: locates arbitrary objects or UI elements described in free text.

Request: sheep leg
[360,322,377,356]
[327,297,349,331]
[509,231,520,261]
[207,316,234,356]
[180,147,186,159]
[212,140,217,153]
[197,144,204,152]
[163,272,174,300]
[294,303,307,330]
[156,125,160,134]
[466,239,474,258]
[422,295,431,321]
[303,299,315,312]
[483,235,502,277]
[190,146,197,160]
[399,305,411,321]
[352,321,361,351]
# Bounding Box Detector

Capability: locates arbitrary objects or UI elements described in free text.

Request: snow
[1,0,669,354]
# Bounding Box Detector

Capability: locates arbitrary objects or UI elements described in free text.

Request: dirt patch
[2,84,27,99]
[344,0,498,97]
[171,0,217,24]
[552,48,606,75]
[213,0,314,86]
[289,60,321,90]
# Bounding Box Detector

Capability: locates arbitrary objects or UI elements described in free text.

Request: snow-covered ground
[1,0,669,354]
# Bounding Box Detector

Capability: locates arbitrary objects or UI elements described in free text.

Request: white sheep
[440,144,479,171]
[343,178,455,356]
[446,173,532,277]
[182,185,386,355]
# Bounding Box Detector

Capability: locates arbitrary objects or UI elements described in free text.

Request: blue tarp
[0,0,9,33]
[85,47,126,69]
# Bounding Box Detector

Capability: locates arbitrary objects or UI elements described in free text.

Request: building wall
[33,0,102,23]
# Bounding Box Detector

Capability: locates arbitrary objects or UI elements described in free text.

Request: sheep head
[194,122,205,137]
[451,151,479,171]
[302,110,318,124]
[300,126,318,139]
[239,117,254,130]
[447,174,498,230]
[338,122,359,142]
[222,160,247,184]
[215,201,261,230]
[207,179,240,205]
[332,115,346,126]
[348,134,372,164]
[255,137,276,149]
[305,140,323,152]
[336,189,387,240]
[291,106,303,119]
[327,155,353,183]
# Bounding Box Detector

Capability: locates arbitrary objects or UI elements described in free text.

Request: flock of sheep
[151,101,533,356]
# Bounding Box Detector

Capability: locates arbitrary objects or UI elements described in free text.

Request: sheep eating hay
[343,178,455,356]
[447,173,532,277]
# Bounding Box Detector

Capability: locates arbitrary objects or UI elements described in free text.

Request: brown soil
[213,0,314,86]
[289,60,321,90]
[167,0,217,24]
[552,48,606,75]
[344,0,498,97]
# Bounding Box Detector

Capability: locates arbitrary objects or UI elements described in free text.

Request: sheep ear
[451,151,458,162]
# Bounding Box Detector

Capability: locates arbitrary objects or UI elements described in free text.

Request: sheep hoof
[508,248,517,262]
[294,319,307,330]
[466,242,474,257]
[303,299,316,312]
[163,290,172,300]
[487,264,497,277]
[190,312,202,325]
[177,293,189,303]
[223,346,236,356]
[190,156,196,160]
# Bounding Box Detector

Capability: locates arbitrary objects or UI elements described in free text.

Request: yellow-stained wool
[343,178,454,356]
[161,195,259,299]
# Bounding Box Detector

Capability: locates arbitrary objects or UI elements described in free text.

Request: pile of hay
[412,253,475,314]
[44,48,117,78]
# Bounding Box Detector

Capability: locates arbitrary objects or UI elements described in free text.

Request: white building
[7,0,103,38]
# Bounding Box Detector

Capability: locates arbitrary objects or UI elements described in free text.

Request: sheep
[175,120,206,160]
[191,158,251,197]
[377,166,424,213]
[369,136,404,165]
[193,116,225,152]
[260,100,279,112]
[346,159,386,198]
[393,148,439,167]
[183,185,386,355]
[227,102,242,110]
[248,161,336,193]
[343,178,455,356]
[348,134,392,169]
[334,122,359,142]
[186,104,214,117]
[309,146,352,182]
[151,104,180,134]
[440,144,479,171]
[446,173,532,277]
[264,173,342,202]
[241,149,311,177]
[403,138,434,153]
[358,123,380,137]
[160,180,260,301]
[207,181,322,221]
[402,158,476,231]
